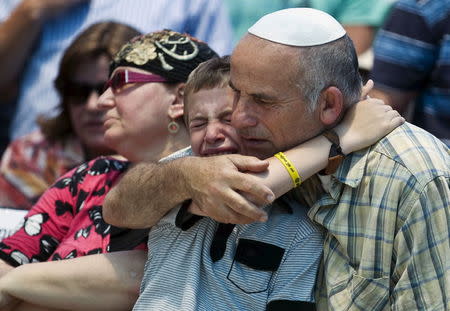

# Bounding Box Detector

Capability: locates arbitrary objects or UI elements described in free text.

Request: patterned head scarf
[110,29,218,82]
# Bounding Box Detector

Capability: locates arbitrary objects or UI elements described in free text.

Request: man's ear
[168,83,185,119]
[317,86,344,126]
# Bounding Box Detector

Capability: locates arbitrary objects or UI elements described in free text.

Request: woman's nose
[95,88,115,110]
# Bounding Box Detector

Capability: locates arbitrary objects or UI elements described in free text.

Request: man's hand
[182,154,274,224]
[336,80,405,154]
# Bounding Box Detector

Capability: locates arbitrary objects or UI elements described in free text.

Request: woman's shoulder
[85,156,131,175]
[50,156,131,198]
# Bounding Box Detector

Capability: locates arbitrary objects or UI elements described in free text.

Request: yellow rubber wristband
[274,152,302,188]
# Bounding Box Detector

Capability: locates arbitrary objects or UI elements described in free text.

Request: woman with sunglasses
[0,22,140,241]
[0,29,217,311]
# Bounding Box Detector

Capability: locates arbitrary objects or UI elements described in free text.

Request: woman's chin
[103,133,123,154]
[83,139,113,157]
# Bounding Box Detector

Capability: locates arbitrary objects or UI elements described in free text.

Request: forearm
[13,302,64,311]
[0,0,45,90]
[251,103,397,199]
[0,251,146,311]
[253,136,332,198]
[103,160,194,228]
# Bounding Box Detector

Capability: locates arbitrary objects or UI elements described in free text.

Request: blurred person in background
[225,0,395,55]
[0,21,140,241]
[370,0,450,147]
[225,0,396,80]
[0,0,233,155]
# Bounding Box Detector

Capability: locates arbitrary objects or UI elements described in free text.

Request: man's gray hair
[296,35,362,113]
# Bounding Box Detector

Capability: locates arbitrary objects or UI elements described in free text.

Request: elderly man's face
[230,35,323,159]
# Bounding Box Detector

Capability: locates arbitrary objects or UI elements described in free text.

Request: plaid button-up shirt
[294,123,449,310]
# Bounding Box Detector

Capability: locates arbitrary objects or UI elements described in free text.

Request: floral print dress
[0,157,148,266]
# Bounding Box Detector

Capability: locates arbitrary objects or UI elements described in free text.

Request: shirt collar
[297,147,371,205]
[333,147,370,188]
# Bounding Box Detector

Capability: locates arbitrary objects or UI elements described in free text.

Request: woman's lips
[83,120,105,129]
[102,118,116,129]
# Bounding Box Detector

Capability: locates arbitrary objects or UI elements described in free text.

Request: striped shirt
[0,0,233,141]
[134,149,324,311]
[295,123,450,310]
[370,0,450,147]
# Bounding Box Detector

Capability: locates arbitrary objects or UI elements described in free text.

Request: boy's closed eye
[221,114,232,124]
[189,119,207,129]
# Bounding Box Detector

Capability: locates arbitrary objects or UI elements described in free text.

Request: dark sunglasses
[63,81,106,104]
[104,69,169,92]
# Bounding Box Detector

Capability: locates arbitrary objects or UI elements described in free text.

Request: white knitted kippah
[248,8,346,47]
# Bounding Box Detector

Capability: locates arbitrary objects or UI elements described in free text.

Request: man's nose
[231,97,257,129]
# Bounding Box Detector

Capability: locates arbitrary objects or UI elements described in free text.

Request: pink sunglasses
[104,69,169,92]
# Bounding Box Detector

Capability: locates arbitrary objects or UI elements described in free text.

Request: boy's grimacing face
[188,86,242,156]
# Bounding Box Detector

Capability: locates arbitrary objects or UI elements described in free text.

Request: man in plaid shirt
[104,8,450,310]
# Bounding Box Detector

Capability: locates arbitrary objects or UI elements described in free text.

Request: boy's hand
[360,79,374,100]
[336,80,405,154]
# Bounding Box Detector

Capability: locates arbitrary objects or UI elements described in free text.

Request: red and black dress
[0,157,148,266]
